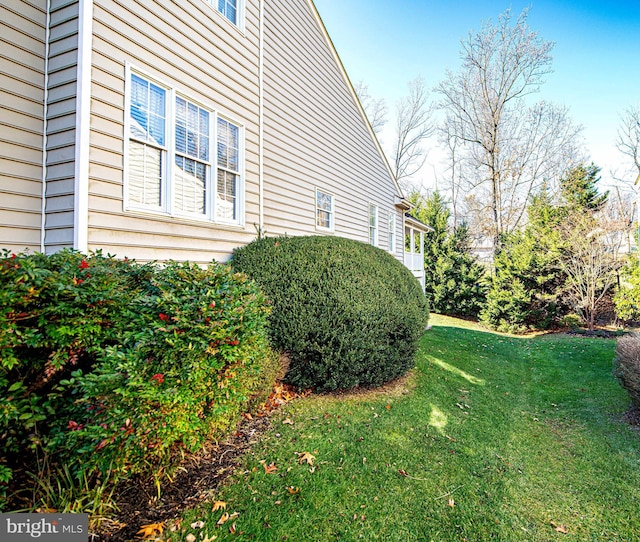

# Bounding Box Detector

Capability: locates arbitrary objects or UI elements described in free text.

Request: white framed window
[174,96,211,217]
[128,74,167,211]
[216,118,240,222]
[206,0,244,30]
[316,188,335,231]
[369,203,378,246]
[125,68,244,226]
[388,212,396,253]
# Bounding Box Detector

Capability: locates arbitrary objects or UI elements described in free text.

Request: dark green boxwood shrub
[614,333,640,408]
[0,250,278,510]
[232,236,429,391]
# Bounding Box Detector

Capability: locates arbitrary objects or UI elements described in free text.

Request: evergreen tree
[481,164,616,332]
[480,189,568,331]
[560,163,609,211]
[409,191,487,317]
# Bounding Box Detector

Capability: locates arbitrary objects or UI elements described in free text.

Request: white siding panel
[42,0,79,252]
[262,0,398,252]
[0,0,45,253]
[85,0,261,262]
[0,226,42,250]
[0,157,42,181]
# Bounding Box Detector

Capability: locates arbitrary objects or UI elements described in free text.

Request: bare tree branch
[353,80,388,136]
[435,8,583,252]
[392,77,435,187]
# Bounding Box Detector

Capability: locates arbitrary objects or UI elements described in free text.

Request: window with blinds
[217,0,238,25]
[128,74,166,209]
[126,71,243,225]
[216,118,240,222]
[316,189,334,231]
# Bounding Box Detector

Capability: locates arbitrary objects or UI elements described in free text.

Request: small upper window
[316,189,334,231]
[388,212,396,253]
[217,0,238,25]
[369,203,378,246]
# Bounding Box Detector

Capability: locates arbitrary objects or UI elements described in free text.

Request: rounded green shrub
[232,236,429,392]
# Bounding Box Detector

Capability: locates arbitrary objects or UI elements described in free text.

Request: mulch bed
[95,382,309,541]
[95,414,272,541]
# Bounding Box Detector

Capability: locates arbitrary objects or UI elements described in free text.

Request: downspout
[40,0,51,253]
[258,0,265,233]
[73,0,93,253]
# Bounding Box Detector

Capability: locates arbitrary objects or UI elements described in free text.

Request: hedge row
[0,250,278,509]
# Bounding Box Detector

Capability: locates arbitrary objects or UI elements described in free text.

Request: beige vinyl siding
[0,0,46,252]
[85,0,261,263]
[262,0,398,252]
[44,0,80,252]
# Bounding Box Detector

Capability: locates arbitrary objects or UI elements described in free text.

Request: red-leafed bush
[0,250,278,511]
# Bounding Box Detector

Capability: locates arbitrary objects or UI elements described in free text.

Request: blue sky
[313,0,640,190]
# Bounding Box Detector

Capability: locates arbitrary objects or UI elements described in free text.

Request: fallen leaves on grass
[397,469,430,481]
[212,501,227,511]
[297,452,316,465]
[551,521,569,534]
[136,522,165,539]
[217,512,238,526]
[448,498,455,508]
[260,383,311,414]
[263,462,278,474]
[286,486,300,494]
[282,418,294,425]
[190,520,205,529]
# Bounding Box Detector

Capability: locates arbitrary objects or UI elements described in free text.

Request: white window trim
[123,63,245,228]
[315,187,335,232]
[388,211,396,253]
[369,203,379,247]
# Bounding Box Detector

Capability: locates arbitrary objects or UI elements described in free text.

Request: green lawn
[166,315,640,542]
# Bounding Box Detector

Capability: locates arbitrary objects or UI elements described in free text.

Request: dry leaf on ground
[297,452,316,465]
[217,512,230,525]
[448,498,455,508]
[136,522,165,539]
[212,501,227,511]
[551,521,569,534]
[264,462,278,474]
